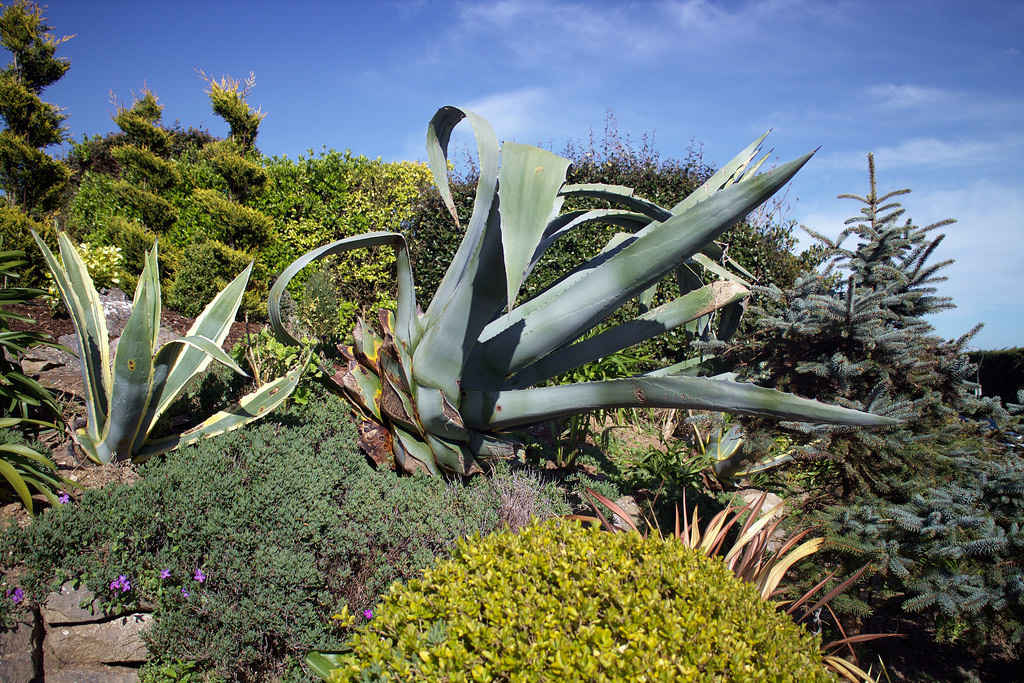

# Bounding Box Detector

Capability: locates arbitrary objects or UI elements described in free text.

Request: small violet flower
[181,588,189,599]
[7,588,24,604]
[109,575,131,593]
[58,492,70,504]
[193,568,206,583]
[363,609,373,620]
[159,569,171,579]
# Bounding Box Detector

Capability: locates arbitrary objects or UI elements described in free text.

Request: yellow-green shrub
[325,519,832,682]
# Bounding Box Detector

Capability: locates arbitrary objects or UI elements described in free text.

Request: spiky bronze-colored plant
[270,107,895,475]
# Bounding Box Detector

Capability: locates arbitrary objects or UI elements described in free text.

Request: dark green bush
[325,519,830,682]
[3,390,566,681]
[165,238,265,318]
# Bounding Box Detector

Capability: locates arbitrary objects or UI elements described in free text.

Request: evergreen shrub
[325,519,830,682]
[1,390,565,680]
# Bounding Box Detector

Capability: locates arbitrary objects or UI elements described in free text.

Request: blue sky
[24,0,1024,349]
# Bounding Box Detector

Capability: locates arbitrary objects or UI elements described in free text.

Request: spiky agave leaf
[269,107,897,476]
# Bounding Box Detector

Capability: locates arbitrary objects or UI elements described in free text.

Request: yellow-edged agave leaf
[497,142,571,310]
[134,354,311,462]
[31,231,110,437]
[149,262,253,420]
[94,266,159,464]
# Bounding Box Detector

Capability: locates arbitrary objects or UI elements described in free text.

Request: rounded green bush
[328,519,832,682]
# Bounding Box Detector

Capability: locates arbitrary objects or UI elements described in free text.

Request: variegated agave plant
[34,231,306,464]
[269,107,895,476]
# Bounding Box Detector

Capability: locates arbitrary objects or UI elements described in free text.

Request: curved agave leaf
[422,106,500,323]
[269,232,418,348]
[559,183,673,222]
[143,262,253,431]
[459,374,898,432]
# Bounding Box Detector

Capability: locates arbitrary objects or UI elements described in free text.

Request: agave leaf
[341,361,384,421]
[464,153,814,384]
[505,280,748,389]
[306,652,349,681]
[94,267,159,464]
[422,106,499,324]
[415,384,469,443]
[423,431,474,476]
[147,263,253,423]
[529,209,652,272]
[460,374,898,432]
[670,132,769,214]
[559,184,673,222]
[691,252,751,288]
[392,425,440,475]
[31,230,110,438]
[498,142,572,310]
[134,355,310,462]
[269,232,417,347]
[412,203,504,401]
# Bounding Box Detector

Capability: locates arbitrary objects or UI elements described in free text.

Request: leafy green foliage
[254,150,432,335]
[3,391,565,680]
[0,244,67,512]
[320,519,830,682]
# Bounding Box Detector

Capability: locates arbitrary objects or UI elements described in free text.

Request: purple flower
[58,492,70,504]
[363,609,373,620]
[109,575,131,593]
[181,588,189,598]
[193,568,206,583]
[159,569,171,579]
[7,588,24,604]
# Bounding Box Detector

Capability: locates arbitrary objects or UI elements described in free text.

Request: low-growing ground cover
[1,381,567,681]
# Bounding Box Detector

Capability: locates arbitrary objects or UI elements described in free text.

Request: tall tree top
[0,0,72,93]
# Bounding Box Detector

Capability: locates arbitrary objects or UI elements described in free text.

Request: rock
[44,665,141,683]
[736,489,786,518]
[41,582,106,624]
[44,613,152,668]
[0,611,41,682]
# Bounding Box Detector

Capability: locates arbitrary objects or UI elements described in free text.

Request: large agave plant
[34,231,306,464]
[269,107,895,475]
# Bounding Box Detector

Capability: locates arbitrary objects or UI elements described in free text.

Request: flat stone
[41,582,106,624]
[44,665,141,683]
[0,612,41,682]
[44,613,151,667]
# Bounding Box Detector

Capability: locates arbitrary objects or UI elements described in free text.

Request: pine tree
[715,154,995,493]
[0,0,71,218]
[718,155,1023,652]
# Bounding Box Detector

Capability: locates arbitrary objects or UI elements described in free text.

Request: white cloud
[819,135,1023,171]
[463,88,553,140]
[866,84,951,109]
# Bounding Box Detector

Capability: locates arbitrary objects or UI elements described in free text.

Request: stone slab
[0,612,41,682]
[40,582,106,625]
[44,613,151,668]
[44,665,141,683]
